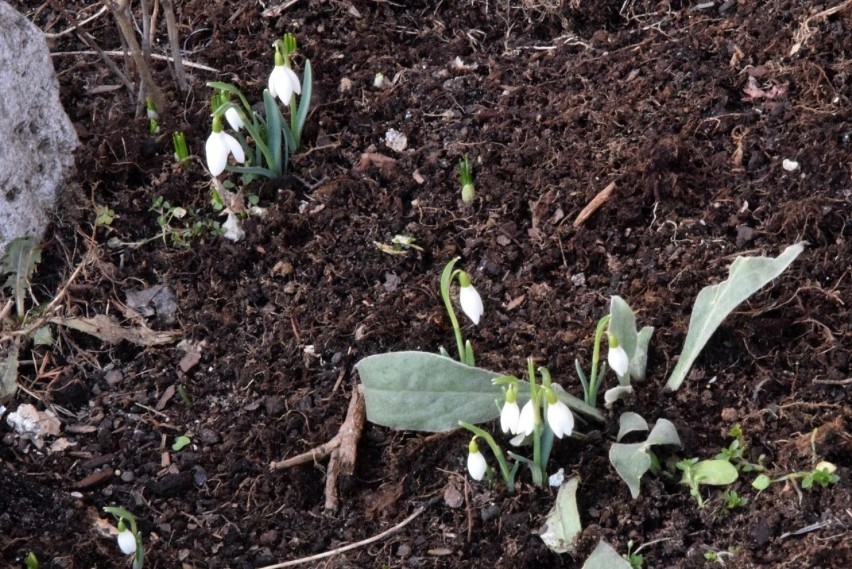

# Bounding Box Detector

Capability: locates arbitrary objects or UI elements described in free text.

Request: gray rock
[0,2,78,252]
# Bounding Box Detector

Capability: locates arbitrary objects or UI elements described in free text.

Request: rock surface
[0,1,78,253]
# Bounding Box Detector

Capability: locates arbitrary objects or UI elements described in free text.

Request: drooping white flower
[467,439,487,481]
[205,116,245,177]
[500,388,521,435]
[117,529,137,555]
[517,399,536,436]
[608,336,629,378]
[224,106,245,131]
[268,50,302,106]
[457,271,483,325]
[545,396,574,439]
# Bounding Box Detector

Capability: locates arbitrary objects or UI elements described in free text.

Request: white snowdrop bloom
[467,439,487,481]
[546,399,574,439]
[500,398,521,435]
[457,271,483,325]
[117,529,137,555]
[205,117,245,177]
[517,399,536,436]
[224,106,245,131]
[268,57,302,105]
[608,338,629,378]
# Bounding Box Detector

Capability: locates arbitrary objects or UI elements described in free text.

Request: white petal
[221,132,245,164]
[459,285,483,325]
[224,107,245,131]
[269,66,293,104]
[467,451,487,481]
[205,132,228,176]
[117,529,137,555]
[608,345,629,377]
[500,401,520,434]
[518,400,535,436]
[284,66,302,96]
[546,401,574,439]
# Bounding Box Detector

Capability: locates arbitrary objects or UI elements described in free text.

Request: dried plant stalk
[108,0,166,112]
[162,0,188,91]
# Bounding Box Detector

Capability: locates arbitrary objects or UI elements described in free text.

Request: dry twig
[107,0,166,111]
[269,384,365,511]
[573,181,616,227]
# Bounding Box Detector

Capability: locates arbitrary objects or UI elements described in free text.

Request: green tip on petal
[545,388,558,405]
[211,115,223,132]
[468,438,479,454]
[608,335,619,349]
[505,387,517,404]
[458,271,472,287]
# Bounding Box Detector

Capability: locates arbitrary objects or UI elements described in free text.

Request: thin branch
[51,50,218,73]
[162,0,188,91]
[107,0,166,111]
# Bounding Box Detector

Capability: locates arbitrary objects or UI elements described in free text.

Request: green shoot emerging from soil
[459,154,475,203]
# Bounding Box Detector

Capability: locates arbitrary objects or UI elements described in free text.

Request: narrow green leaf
[582,541,633,569]
[293,59,312,149]
[262,90,283,176]
[225,165,278,178]
[206,81,252,114]
[609,296,638,373]
[540,477,582,554]
[666,243,805,391]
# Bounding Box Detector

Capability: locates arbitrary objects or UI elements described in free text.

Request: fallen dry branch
[270,384,365,511]
[573,181,616,227]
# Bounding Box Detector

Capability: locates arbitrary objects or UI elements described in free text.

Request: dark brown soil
[2,1,850,568]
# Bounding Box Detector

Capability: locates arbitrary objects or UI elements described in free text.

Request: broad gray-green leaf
[357,351,504,432]
[692,459,739,486]
[610,418,681,498]
[617,411,649,442]
[539,477,582,554]
[0,341,20,397]
[357,352,604,432]
[629,326,654,381]
[604,385,633,409]
[646,418,681,447]
[1,237,42,319]
[582,541,633,569]
[666,243,805,391]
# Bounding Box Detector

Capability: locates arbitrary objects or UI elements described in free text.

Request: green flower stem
[528,358,544,486]
[587,315,610,406]
[440,257,466,363]
[459,422,515,493]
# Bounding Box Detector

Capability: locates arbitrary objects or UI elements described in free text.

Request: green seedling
[753,461,839,497]
[145,96,159,135]
[25,552,39,569]
[150,196,222,246]
[459,155,475,203]
[172,435,191,451]
[624,540,644,569]
[722,489,747,510]
[715,424,765,473]
[677,458,739,508]
[172,131,190,165]
[96,205,116,227]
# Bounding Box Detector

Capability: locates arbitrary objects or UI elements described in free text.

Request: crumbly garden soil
[2,1,850,567]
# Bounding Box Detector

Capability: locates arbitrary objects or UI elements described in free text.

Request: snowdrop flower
[608,335,629,378]
[116,525,137,555]
[205,115,245,176]
[500,387,521,435]
[268,49,301,105]
[545,390,574,439]
[457,271,483,325]
[517,399,536,437]
[224,106,245,131]
[467,438,487,481]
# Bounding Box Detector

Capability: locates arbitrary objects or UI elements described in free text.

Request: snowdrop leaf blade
[666,243,805,391]
[616,411,648,442]
[262,90,283,175]
[582,541,633,569]
[646,418,682,447]
[356,351,503,432]
[629,325,654,381]
[609,296,638,363]
[293,60,312,147]
[539,477,582,554]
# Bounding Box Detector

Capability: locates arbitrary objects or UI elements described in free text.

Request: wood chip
[573,181,616,227]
